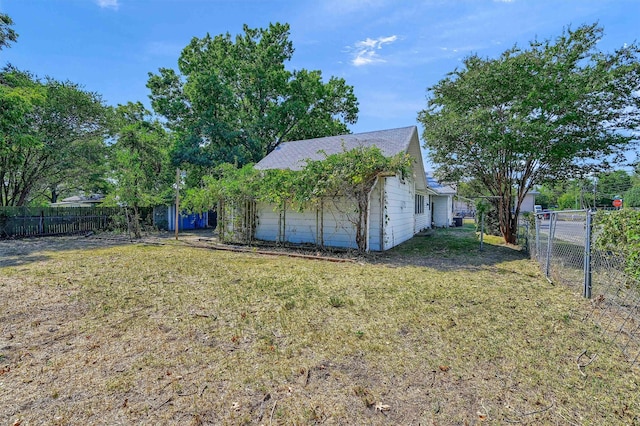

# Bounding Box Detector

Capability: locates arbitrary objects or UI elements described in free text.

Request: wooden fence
[0,206,150,238]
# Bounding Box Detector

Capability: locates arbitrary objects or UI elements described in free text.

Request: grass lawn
[1,225,639,424]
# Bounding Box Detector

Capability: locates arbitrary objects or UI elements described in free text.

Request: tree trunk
[355,197,368,252]
[131,205,142,239]
[497,195,518,245]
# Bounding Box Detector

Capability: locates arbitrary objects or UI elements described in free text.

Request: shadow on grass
[0,226,522,272]
[0,229,219,268]
[375,223,527,270]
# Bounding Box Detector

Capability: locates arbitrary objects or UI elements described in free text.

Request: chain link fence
[526,209,640,366]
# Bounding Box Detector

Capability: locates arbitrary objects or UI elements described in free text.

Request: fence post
[479,212,484,251]
[535,216,540,261]
[545,212,556,280]
[583,210,593,299]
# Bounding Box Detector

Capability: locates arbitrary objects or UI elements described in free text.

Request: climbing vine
[595,210,640,280]
[183,146,413,251]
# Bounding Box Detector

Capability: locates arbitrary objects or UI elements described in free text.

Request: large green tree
[147,23,358,182]
[596,169,632,206]
[106,102,173,237]
[418,24,640,243]
[0,66,109,206]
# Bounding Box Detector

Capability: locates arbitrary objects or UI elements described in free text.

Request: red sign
[613,199,623,207]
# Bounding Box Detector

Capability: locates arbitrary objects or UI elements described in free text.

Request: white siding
[320,199,358,249]
[521,193,536,212]
[282,209,318,244]
[382,176,416,250]
[433,195,453,227]
[368,179,384,251]
[254,200,359,249]
[254,176,421,251]
[414,191,430,233]
[255,202,280,241]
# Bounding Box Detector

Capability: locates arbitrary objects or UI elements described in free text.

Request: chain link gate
[527,209,640,366]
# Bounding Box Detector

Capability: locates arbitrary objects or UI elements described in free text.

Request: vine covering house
[216,126,444,251]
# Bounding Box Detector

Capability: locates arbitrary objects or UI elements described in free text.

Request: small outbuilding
[153,206,209,231]
[426,175,456,227]
[222,126,437,251]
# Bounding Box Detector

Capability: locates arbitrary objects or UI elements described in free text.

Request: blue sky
[1,0,638,145]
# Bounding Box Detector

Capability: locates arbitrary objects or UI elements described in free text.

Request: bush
[596,210,640,280]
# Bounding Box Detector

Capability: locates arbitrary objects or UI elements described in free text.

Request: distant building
[50,194,105,207]
[521,190,540,213]
[425,175,455,227]
[220,126,436,251]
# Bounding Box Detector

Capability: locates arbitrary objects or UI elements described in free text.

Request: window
[415,194,425,214]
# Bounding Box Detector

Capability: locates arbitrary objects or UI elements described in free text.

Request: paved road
[538,219,587,246]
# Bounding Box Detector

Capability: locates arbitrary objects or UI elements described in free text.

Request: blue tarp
[166,206,208,231]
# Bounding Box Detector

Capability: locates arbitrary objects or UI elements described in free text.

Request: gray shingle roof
[426,175,457,195]
[255,126,418,171]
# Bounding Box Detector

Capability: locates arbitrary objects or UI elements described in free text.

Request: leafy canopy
[418,23,640,243]
[185,146,411,212]
[0,13,18,50]
[106,102,173,208]
[147,23,359,180]
[0,66,109,206]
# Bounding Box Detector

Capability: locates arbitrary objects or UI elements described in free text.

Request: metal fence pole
[479,212,484,251]
[535,216,541,261]
[545,213,556,280]
[583,210,593,299]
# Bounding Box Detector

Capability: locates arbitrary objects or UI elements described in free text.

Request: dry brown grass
[1,228,639,425]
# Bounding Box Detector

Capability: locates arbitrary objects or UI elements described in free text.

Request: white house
[238,126,436,251]
[520,190,540,212]
[425,175,456,227]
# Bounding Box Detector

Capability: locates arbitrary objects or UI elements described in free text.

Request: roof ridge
[256,126,418,171]
[279,126,417,145]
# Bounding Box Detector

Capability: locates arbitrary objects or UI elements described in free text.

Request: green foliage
[475,200,501,236]
[0,13,18,50]
[184,146,412,251]
[0,66,109,206]
[106,102,173,237]
[624,186,640,207]
[418,23,640,244]
[147,23,358,184]
[597,170,632,206]
[456,178,488,199]
[596,210,640,280]
[537,178,596,210]
[328,296,345,308]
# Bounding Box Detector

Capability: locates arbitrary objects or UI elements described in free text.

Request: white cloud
[96,0,119,10]
[350,35,398,66]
